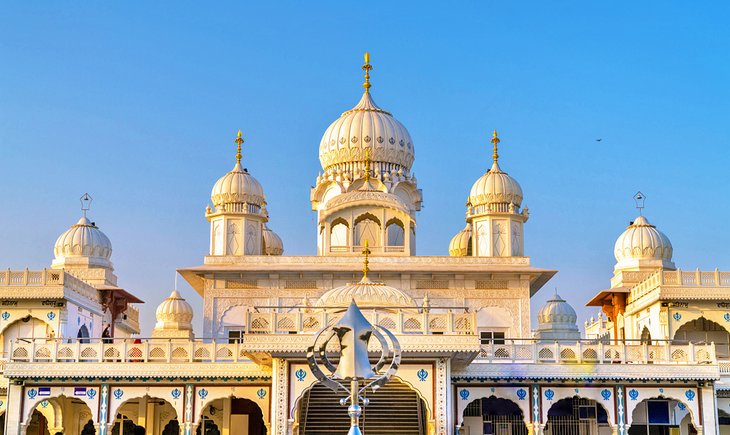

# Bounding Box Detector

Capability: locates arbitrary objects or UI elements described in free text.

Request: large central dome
[318,60,415,174]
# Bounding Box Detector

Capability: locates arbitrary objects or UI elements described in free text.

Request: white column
[434,358,450,435]
[222,397,231,435]
[270,358,290,435]
[701,384,718,435]
[4,382,24,435]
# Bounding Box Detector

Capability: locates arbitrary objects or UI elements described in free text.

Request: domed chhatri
[315,242,416,309]
[448,223,472,257]
[311,54,422,257]
[613,215,674,271]
[52,193,113,271]
[450,131,529,257]
[319,53,415,175]
[210,130,266,211]
[534,291,581,342]
[152,290,194,339]
[468,131,523,210]
[206,131,284,256]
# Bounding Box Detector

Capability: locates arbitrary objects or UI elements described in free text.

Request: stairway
[300,380,425,435]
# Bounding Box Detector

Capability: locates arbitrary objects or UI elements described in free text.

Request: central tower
[311,53,422,256]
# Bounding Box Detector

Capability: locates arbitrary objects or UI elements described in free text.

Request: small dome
[449,223,472,256]
[211,163,266,211]
[319,92,415,173]
[155,290,193,330]
[53,216,113,265]
[537,292,577,325]
[262,225,284,255]
[614,216,673,263]
[315,277,416,309]
[469,162,523,209]
[535,291,581,341]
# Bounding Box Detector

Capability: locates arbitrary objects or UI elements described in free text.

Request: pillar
[434,358,450,435]
[4,381,25,435]
[700,384,717,435]
[531,384,542,435]
[222,397,231,435]
[183,384,194,435]
[98,384,109,435]
[616,385,626,435]
[270,358,289,435]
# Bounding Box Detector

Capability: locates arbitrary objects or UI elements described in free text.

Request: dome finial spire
[80,193,92,218]
[634,191,646,216]
[491,130,500,164]
[362,52,372,93]
[362,240,371,280]
[234,130,244,164]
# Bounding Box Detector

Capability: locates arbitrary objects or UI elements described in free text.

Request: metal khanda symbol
[516,388,527,401]
[295,368,307,382]
[685,390,696,401]
[257,388,267,399]
[306,300,401,435]
[417,369,428,382]
[601,389,611,400]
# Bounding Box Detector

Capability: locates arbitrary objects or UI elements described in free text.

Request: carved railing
[475,339,716,365]
[9,338,256,364]
[628,269,730,308]
[245,307,475,335]
[0,268,99,302]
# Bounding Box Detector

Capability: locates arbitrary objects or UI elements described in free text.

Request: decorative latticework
[34,347,51,360]
[403,317,422,331]
[128,348,143,359]
[672,349,687,361]
[57,347,74,359]
[378,317,397,330]
[494,347,510,359]
[415,280,449,289]
[560,348,576,360]
[696,349,711,362]
[285,280,318,289]
[225,279,258,289]
[428,316,447,331]
[216,347,233,359]
[582,348,598,360]
[194,347,210,361]
[104,348,120,359]
[12,347,28,360]
[302,317,320,331]
[149,347,166,360]
[475,280,508,289]
[250,317,271,332]
[277,316,296,331]
[538,348,554,360]
[172,347,188,360]
[454,315,472,332]
[80,347,98,360]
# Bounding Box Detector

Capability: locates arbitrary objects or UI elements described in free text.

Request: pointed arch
[459,395,529,435]
[674,316,730,358]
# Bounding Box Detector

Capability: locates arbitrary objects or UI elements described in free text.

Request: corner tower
[450,131,529,257]
[311,53,422,256]
[206,131,284,256]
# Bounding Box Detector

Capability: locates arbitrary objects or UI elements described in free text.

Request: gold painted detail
[225,279,258,289]
[491,129,500,164]
[235,130,244,164]
[415,280,450,289]
[475,280,509,289]
[362,51,372,93]
[362,240,371,279]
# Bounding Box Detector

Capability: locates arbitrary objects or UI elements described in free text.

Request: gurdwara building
[1,56,729,435]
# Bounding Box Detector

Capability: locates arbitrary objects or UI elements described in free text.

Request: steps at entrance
[300,381,424,435]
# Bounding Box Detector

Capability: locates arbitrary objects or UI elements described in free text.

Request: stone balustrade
[627,268,730,309]
[476,339,716,365]
[0,268,99,302]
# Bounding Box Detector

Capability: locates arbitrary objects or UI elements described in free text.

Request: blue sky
[1,2,729,335]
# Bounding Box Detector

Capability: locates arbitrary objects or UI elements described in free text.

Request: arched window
[354,214,381,247]
[330,218,349,248]
[385,218,404,246]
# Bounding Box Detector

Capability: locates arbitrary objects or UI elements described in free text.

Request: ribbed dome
[537,292,577,325]
[449,223,472,256]
[262,225,284,255]
[155,290,193,328]
[53,216,112,263]
[614,216,673,263]
[211,163,266,211]
[315,277,416,309]
[319,92,415,173]
[469,162,523,208]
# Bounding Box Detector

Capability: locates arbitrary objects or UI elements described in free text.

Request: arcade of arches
[674,317,730,359]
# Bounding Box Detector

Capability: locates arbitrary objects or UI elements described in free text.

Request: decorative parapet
[475,339,716,365]
[201,255,532,268]
[0,268,99,303]
[244,308,476,335]
[627,269,730,312]
[116,305,140,334]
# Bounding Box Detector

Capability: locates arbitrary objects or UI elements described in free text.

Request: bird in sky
[596,139,602,142]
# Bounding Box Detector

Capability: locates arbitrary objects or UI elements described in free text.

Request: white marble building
[0,54,727,435]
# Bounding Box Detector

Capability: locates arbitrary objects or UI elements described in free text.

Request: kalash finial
[362,52,372,93]
[80,193,92,218]
[634,191,646,216]
[362,240,371,280]
[234,130,244,164]
[491,129,501,164]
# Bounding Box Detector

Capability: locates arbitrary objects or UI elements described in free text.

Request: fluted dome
[211,162,266,211]
[262,225,284,255]
[319,92,415,173]
[469,161,523,208]
[315,277,416,309]
[614,215,673,263]
[449,223,472,256]
[153,290,194,338]
[53,216,113,267]
[535,292,580,341]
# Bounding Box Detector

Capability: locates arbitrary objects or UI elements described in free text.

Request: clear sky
[1,2,729,335]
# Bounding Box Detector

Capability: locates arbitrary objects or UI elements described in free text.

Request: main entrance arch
[297,378,427,435]
[197,397,266,435]
[24,395,94,435]
[627,397,696,435]
[111,395,179,434]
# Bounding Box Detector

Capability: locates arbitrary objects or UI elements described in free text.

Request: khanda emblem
[306,300,401,435]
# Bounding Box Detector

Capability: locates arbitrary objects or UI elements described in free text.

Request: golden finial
[364,148,372,182]
[362,240,371,279]
[491,129,500,163]
[234,130,244,164]
[362,52,372,93]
